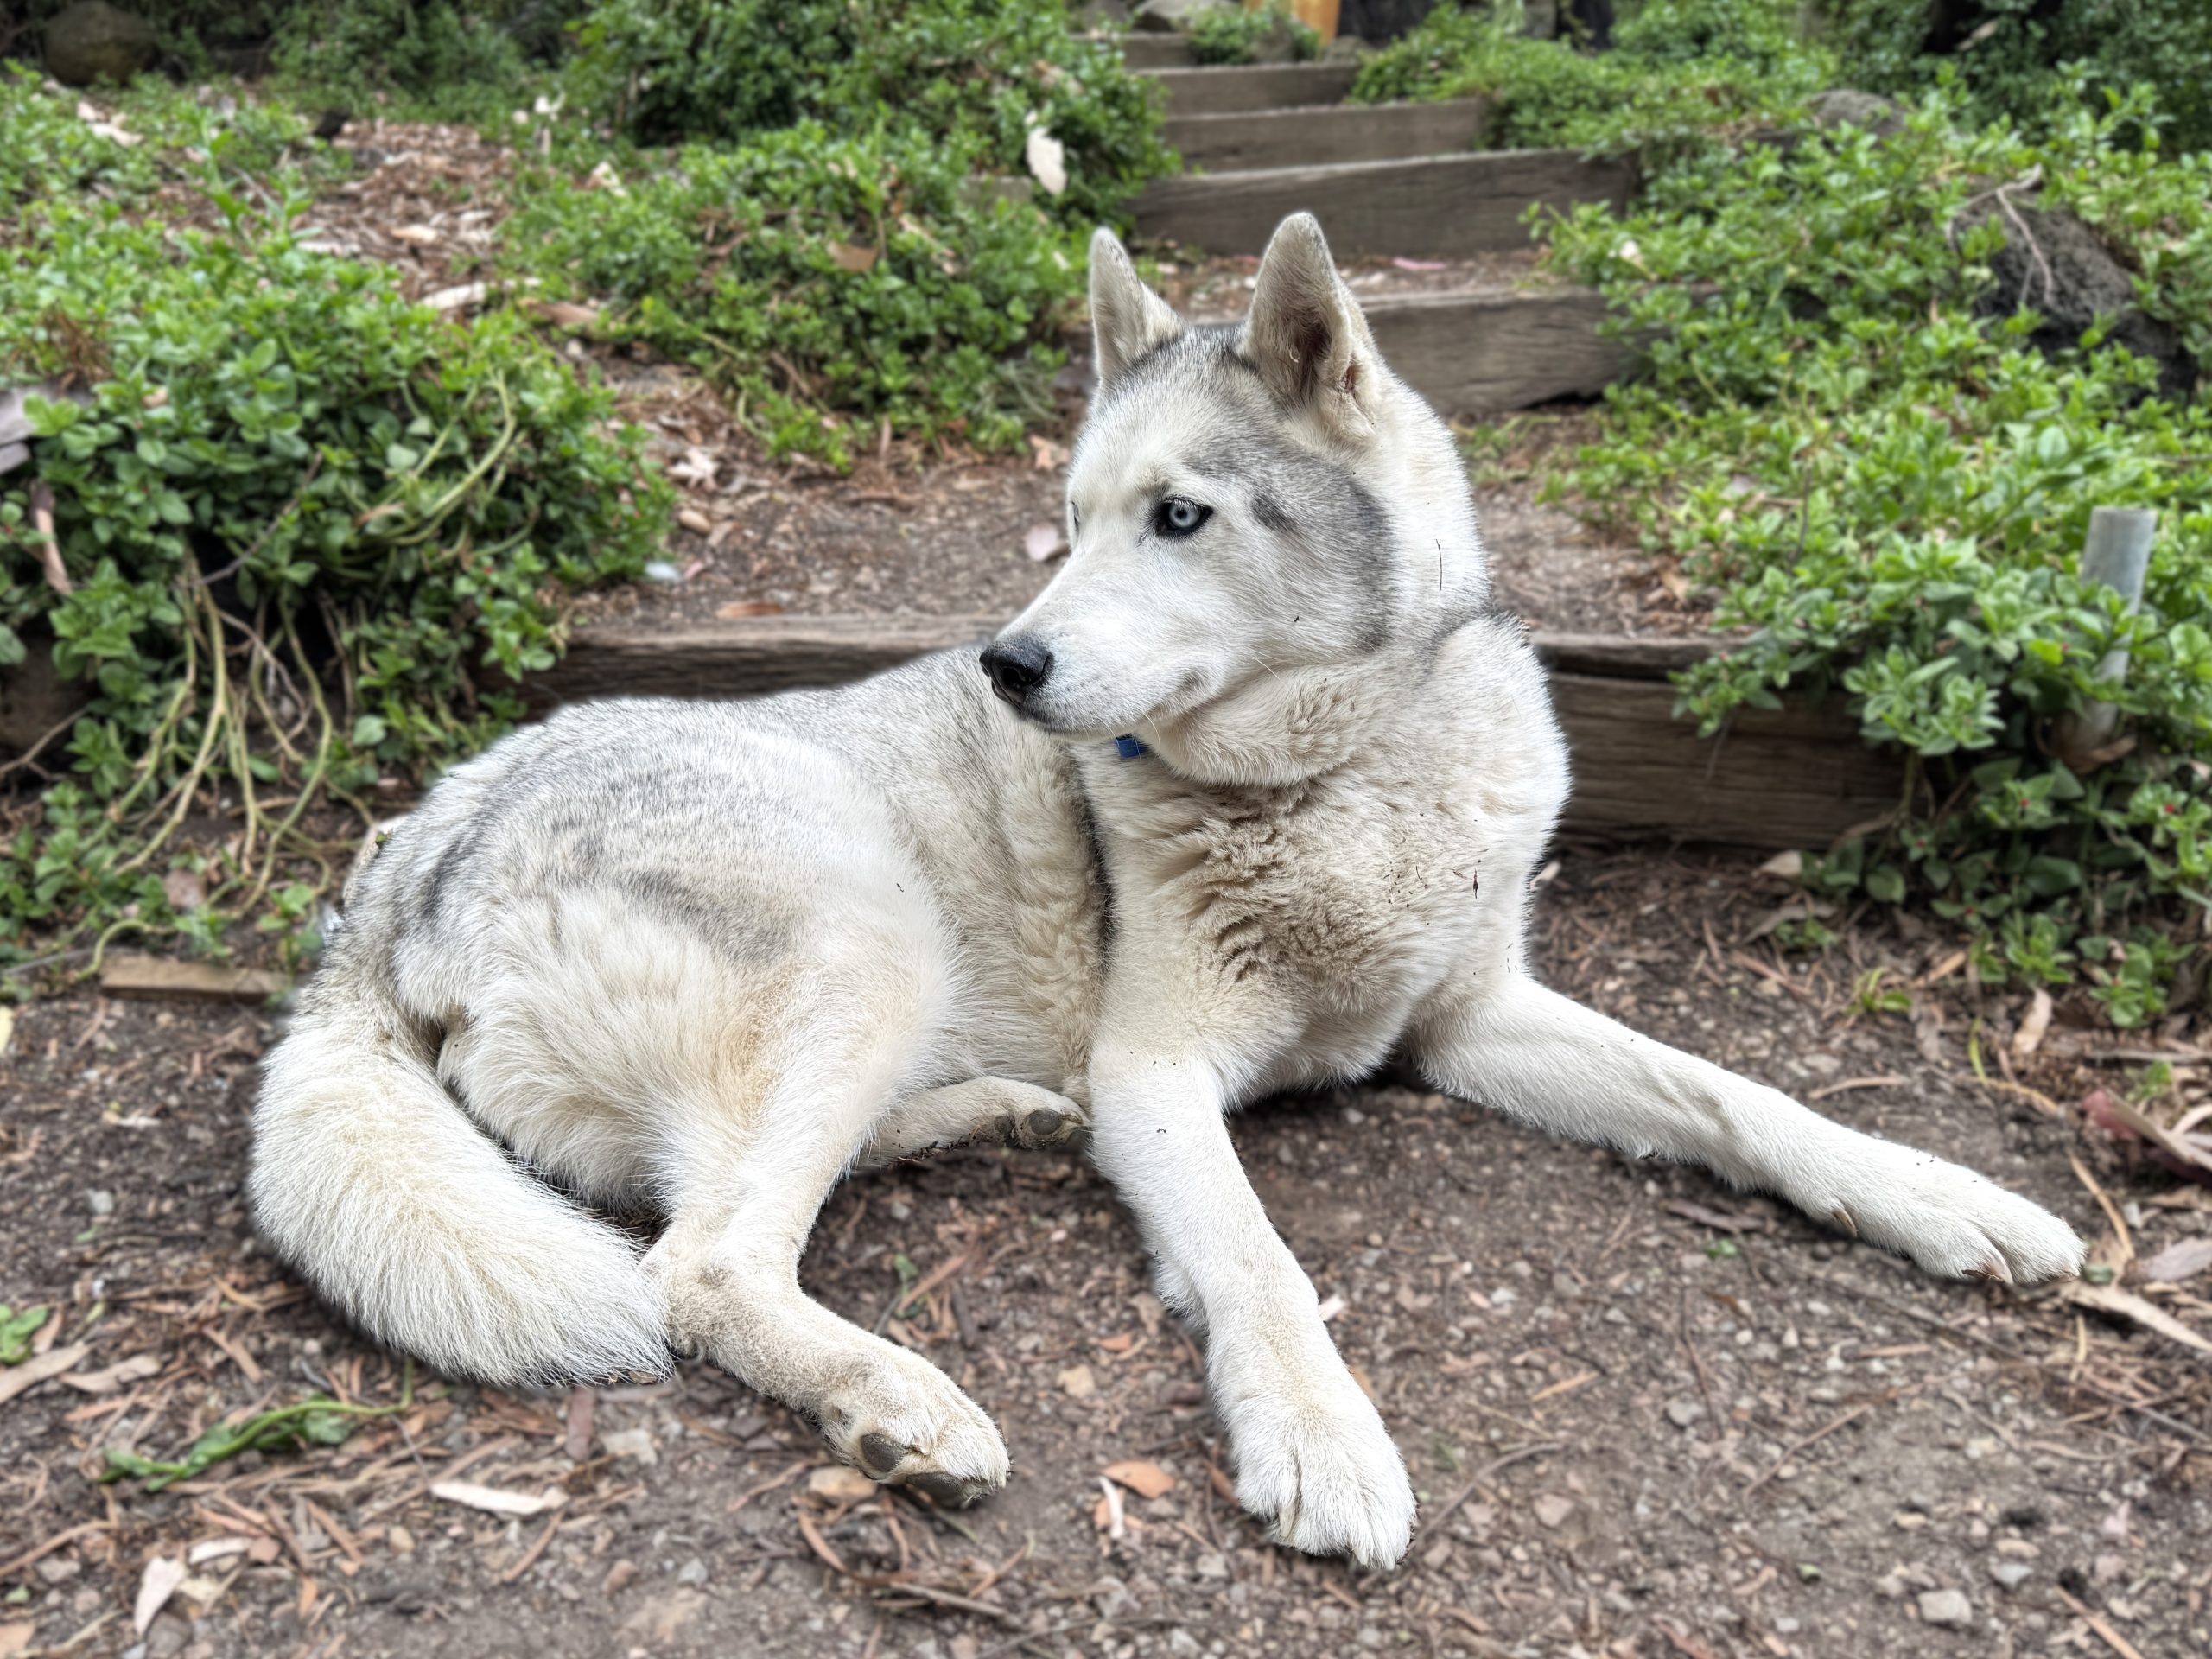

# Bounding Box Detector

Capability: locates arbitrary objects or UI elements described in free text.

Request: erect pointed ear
[1241,213,1380,439]
[1089,226,1183,391]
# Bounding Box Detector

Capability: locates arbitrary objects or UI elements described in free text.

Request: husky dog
[251,214,2082,1567]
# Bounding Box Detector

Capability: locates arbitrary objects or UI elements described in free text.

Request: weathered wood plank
[1166,98,1491,171]
[527,620,1896,849]
[1119,33,1194,69]
[1364,285,1636,414]
[1548,674,1898,849]
[99,954,291,1001]
[1144,63,1359,117]
[1136,149,1637,257]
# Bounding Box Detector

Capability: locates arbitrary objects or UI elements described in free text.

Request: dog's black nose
[980,638,1053,704]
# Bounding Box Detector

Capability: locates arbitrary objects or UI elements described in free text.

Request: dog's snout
[980,638,1054,704]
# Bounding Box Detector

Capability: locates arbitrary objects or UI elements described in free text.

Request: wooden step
[1167,98,1491,171]
[1120,33,1194,69]
[1364,286,1635,416]
[1137,149,1637,257]
[525,624,1897,850]
[1144,62,1359,117]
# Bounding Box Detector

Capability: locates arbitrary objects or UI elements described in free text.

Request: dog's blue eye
[1155,498,1211,538]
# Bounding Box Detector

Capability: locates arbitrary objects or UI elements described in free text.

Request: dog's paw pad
[907,1470,992,1509]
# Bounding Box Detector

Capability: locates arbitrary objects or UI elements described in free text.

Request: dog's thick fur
[251,215,2082,1567]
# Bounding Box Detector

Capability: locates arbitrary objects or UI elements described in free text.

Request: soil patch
[3,850,2207,1659]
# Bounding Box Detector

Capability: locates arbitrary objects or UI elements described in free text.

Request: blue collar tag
[1114,734,1148,759]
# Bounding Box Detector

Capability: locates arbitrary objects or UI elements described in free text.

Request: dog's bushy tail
[249,957,668,1386]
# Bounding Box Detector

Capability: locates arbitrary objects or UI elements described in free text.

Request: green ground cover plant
[1825,0,2212,155]
[0,74,670,983]
[1351,0,1832,156]
[1185,3,1321,66]
[503,124,1086,467]
[1541,86,2212,1020]
[499,0,1171,467]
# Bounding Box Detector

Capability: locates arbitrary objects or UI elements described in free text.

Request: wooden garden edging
[526,620,1898,850]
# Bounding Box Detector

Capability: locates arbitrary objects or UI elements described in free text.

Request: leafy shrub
[503,123,1083,467]
[1824,0,2212,155]
[271,0,533,114]
[1351,0,1830,156]
[1185,3,1321,66]
[1543,87,2212,1020]
[566,0,1172,230]
[1,79,669,975]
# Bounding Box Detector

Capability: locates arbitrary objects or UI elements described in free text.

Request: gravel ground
[3,849,2208,1659]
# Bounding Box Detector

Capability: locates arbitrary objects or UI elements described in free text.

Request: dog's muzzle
[980,637,1053,709]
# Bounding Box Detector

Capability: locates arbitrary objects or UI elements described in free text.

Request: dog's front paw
[1830,1149,2083,1286]
[817,1350,1011,1509]
[1219,1367,1414,1569]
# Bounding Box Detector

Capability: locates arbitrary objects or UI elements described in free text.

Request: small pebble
[1990,1560,2033,1592]
[1917,1588,1974,1627]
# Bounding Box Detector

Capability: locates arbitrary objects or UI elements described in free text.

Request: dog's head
[982,213,1489,780]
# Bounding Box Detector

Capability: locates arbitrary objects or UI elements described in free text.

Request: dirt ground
[4,849,2209,1659]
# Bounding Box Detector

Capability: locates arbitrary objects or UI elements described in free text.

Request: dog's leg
[1086,1045,1415,1568]
[645,1082,1010,1507]
[861,1077,1089,1166]
[1414,975,2082,1284]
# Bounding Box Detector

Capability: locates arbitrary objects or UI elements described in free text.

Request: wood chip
[1058,1363,1096,1399]
[806,1465,876,1503]
[428,1480,567,1517]
[1101,1459,1176,1500]
[2013,988,2054,1056]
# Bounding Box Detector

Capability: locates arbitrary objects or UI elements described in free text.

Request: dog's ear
[1242,213,1380,440]
[1089,227,1182,391]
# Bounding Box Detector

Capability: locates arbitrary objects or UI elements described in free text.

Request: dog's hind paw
[995,1095,1090,1151]
[1219,1366,1414,1570]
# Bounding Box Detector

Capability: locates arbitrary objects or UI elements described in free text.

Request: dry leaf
[0,1623,34,1656]
[2063,1281,2212,1353]
[830,242,879,274]
[0,1342,89,1407]
[429,1480,567,1516]
[715,600,784,620]
[1025,127,1067,196]
[134,1557,186,1637]
[524,299,601,330]
[1024,523,1067,563]
[187,1538,255,1567]
[669,447,717,487]
[60,1353,162,1394]
[1758,850,1803,880]
[2139,1237,2212,1284]
[2012,988,2053,1057]
[1102,1459,1175,1499]
[391,225,441,246]
[1058,1363,1096,1399]
[676,507,712,535]
[421,281,492,313]
[162,869,207,912]
[807,1465,876,1503]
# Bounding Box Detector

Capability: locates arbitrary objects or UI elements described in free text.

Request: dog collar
[1114,734,1148,759]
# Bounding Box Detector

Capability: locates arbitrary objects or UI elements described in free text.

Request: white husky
[251,214,2082,1567]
